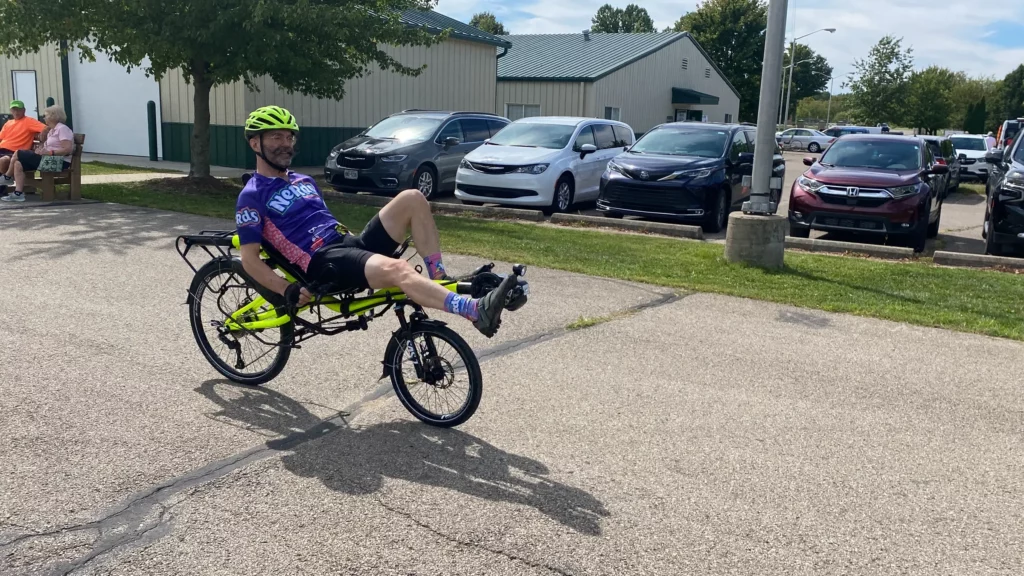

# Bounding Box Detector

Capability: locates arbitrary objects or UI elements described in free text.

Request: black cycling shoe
[473,274,517,338]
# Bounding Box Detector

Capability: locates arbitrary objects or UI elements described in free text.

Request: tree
[1001,64,1024,121]
[591,3,655,33]
[0,0,444,179]
[672,0,768,122]
[846,35,914,126]
[469,12,508,35]
[963,99,988,134]
[905,66,955,134]
[782,43,832,124]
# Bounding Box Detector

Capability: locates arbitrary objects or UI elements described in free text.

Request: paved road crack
[375,497,575,576]
[4,287,682,573]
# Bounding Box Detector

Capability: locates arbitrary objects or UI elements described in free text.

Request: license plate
[344,169,358,180]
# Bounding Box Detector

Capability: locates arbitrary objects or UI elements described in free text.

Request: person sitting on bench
[0,99,46,195]
[1,105,73,203]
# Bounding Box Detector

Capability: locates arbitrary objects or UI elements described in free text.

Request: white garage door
[69,52,162,157]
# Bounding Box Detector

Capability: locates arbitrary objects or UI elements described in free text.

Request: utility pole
[726,0,790,270]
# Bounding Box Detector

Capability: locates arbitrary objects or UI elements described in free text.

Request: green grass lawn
[81,181,1024,341]
[80,161,182,176]
[960,183,986,196]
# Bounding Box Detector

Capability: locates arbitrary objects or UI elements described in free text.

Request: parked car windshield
[950,137,987,151]
[363,116,443,142]
[628,128,729,158]
[818,140,922,170]
[486,123,577,149]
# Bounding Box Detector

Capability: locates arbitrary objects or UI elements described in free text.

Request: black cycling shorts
[306,214,400,291]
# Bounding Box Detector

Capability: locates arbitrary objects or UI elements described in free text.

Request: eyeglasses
[263,132,297,145]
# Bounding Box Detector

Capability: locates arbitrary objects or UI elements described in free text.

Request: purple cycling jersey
[235,171,343,271]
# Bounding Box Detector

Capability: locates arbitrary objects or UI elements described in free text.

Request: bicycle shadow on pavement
[197,380,610,536]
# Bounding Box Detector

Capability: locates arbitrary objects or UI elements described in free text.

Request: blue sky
[436,0,1024,82]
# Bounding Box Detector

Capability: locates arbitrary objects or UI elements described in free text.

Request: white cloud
[435,0,1024,81]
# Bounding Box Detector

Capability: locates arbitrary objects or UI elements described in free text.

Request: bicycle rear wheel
[187,257,293,385]
[387,322,482,427]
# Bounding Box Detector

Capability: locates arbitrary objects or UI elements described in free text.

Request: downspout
[59,40,73,130]
[496,44,509,116]
[579,81,584,116]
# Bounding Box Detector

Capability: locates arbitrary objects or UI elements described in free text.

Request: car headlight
[381,155,407,163]
[511,163,549,175]
[797,175,825,192]
[328,147,341,158]
[1002,171,1024,198]
[459,159,471,170]
[660,168,714,181]
[607,161,625,175]
[888,184,919,198]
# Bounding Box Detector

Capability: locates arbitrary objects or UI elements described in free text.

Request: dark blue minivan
[597,122,786,233]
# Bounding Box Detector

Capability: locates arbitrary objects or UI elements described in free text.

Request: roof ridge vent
[583,29,590,41]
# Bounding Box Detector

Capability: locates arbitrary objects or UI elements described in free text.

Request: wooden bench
[26,133,86,201]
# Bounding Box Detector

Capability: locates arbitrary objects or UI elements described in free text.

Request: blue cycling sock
[444,292,479,321]
[423,252,447,280]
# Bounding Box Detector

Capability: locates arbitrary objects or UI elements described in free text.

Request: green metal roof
[672,87,719,105]
[497,32,740,100]
[401,10,511,48]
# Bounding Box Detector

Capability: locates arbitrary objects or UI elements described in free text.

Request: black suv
[982,138,1024,256]
[919,135,961,197]
[325,110,510,199]
[597,122,786,233]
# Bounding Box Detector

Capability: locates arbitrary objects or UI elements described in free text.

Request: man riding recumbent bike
[175,105,529,428]
[175,231,528,428]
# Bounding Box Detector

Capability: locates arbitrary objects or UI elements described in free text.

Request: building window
[604,107,620,121]
[681,58,688,70]
[724,114,733,123]
[506,103,541,121]
[705,68,711,79]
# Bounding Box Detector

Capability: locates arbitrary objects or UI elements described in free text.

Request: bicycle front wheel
[187,257,293,385]
[387,322,482,427]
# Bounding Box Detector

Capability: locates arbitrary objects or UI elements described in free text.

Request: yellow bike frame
[221,234,458,333]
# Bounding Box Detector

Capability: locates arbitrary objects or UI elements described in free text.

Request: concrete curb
[933,250,1024,270]
[550,213,705,240]
[323,191,544,221]
[785,236,915,259]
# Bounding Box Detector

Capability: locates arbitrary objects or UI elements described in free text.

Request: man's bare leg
[363,244,516,338]
[376,189,447,278]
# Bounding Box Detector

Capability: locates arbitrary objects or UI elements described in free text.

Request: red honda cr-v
[787,134,949,252]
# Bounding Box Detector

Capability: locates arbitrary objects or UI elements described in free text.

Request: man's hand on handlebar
[284,283,313,308]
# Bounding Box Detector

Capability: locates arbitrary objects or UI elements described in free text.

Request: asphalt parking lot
[1,203,1021,575]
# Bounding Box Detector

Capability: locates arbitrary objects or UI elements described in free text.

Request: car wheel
[413,165,437,200]
[543,177,574,216]
[927,202,941,239]
[702,188,728,234]
[789,225,811,238]
[909,200,930,253]
[985,217,1003,256]
[808,142,821,153]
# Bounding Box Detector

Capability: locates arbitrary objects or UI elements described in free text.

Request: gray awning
[672,87,720,106]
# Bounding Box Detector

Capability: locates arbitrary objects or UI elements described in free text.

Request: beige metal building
[496,32,740,135]
[0,10,510,168]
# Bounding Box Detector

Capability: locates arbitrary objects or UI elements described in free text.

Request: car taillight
[828,138,835,144]
[935,158,947,165]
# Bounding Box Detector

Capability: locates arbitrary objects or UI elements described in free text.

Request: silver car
[775,128,835,153]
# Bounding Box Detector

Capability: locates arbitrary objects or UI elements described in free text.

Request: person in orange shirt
[0,100,46,181]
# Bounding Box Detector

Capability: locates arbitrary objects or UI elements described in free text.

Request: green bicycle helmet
[244,105,299,139]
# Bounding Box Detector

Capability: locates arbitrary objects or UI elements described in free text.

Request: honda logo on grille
[846,187,860,197]
[640,171,650,180]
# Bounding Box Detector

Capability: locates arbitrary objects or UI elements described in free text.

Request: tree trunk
[189,60,213,179]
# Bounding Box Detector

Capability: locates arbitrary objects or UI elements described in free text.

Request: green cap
[9,100,24,109]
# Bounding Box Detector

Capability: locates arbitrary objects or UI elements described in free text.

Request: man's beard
[264,145,294,168]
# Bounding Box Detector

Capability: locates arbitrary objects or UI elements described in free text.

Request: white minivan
[454,116,634,214]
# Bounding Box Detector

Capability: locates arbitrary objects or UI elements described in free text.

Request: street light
[783,27,836,128]
[779,57,815,126]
